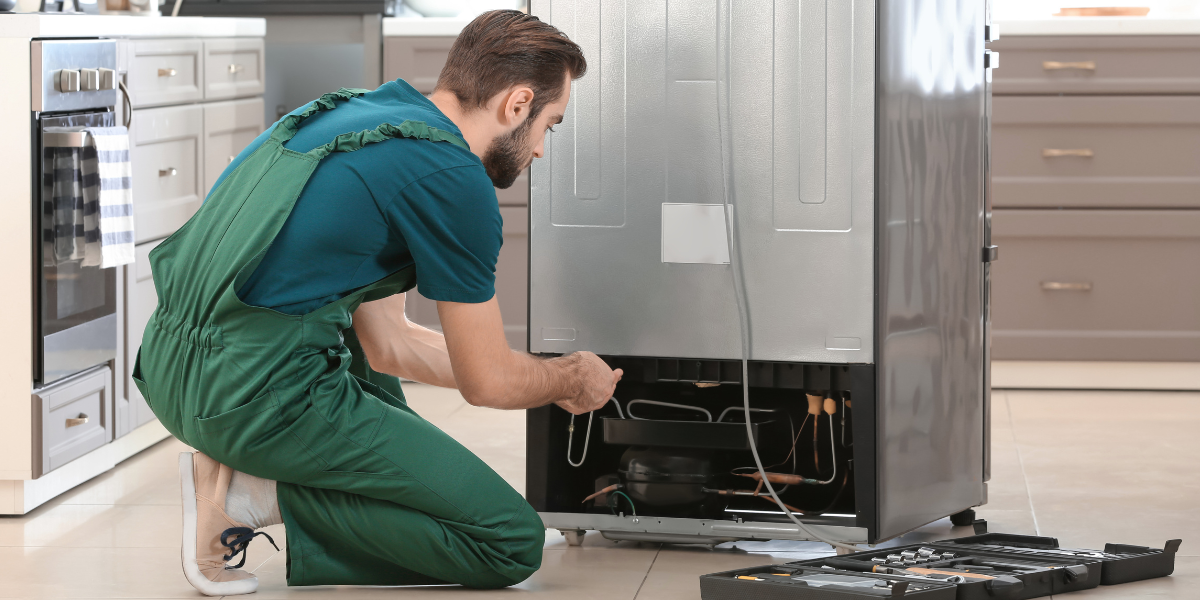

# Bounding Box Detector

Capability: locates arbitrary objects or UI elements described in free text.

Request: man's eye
[548,126,557,133]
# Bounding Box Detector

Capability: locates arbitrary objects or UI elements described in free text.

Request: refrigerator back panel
[528,0,877,363]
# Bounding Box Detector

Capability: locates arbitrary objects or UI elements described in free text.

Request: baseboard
[0,419,172,515]
[993,360,1200,391]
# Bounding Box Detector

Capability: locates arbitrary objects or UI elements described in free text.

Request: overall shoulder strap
[269,88,371,145]
[307,119,469,159]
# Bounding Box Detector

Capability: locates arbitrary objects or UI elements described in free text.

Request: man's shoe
[179,452,277,596]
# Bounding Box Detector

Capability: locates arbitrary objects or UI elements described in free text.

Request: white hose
[714,2,858,552]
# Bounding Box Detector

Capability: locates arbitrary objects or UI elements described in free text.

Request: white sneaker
[179,452,277,596]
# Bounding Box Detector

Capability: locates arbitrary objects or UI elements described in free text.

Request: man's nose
[533,144,544,159]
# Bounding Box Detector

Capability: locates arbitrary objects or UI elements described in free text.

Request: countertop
[383,17,470,37]
[997,17,1200,36]
[0,14,265,39]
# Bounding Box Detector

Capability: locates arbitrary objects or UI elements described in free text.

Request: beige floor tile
[1005,391,1200,554]
[53,438,192,508]
[635,546,796,600]
[0,546,200,598]
[245,537,661,599]
[401,383,470,422]
[0,504,179,548]
[973,508,1040,536]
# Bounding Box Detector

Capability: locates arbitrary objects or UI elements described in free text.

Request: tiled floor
[1,385,1195,598]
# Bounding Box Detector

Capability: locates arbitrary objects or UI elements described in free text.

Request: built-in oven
[32,39,121,386]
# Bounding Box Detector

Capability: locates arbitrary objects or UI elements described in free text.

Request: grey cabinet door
[992,95,1200,209]
[33,366,112,478]
[203,98,266,196]
[127,39,204,108]
[991,35,1200,95]
[991,209,1200,361]
[203,38,266,101]
[383,36,455,94]
[126,240,165,430]
[131,104,205,244]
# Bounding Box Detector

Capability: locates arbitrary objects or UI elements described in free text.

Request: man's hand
[551,351,622,415]
[439,297,623,411]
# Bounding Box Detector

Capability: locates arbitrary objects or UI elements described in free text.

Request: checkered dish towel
[85,126,135,268]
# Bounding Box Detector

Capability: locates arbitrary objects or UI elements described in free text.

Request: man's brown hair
[435,10,587,121]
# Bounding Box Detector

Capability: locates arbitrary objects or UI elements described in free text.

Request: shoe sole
[179,452,259,596]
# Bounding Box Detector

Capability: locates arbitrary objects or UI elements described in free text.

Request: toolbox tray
[940,533,1182,586]
[698,535,1166,600]
[700,564,957,599]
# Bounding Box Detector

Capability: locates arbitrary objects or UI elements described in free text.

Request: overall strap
[269,88,371,145]
[308,119,468,160]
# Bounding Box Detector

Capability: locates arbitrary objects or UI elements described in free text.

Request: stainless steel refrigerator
[525,0,998,546]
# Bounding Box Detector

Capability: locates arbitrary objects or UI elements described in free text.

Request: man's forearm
[463,351,585,410]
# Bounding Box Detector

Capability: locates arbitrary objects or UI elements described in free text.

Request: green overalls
[133,89,544,588]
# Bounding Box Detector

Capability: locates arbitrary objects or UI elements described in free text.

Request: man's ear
[503,86,536,127]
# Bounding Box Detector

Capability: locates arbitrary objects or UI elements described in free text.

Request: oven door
[36,111,119,386]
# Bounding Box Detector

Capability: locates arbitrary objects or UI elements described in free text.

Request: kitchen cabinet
[124,240,164,433]
[990,33,1200,361]
[385,31,531,350]
[127,39,204,108]
[130,103,205,244]
[33,366,113,479]
[203,38,266,101]
[991,210,1200,361]
[203,98,265,193]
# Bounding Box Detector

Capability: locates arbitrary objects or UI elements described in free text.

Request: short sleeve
[384,165,502,303]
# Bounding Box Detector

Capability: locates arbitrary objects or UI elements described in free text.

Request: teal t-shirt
[219,80,502,315]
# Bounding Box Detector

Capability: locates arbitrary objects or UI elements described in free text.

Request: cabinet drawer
[993,96,1200,209]
[126,240,163,429]
[383,36,456,95]
[127,39,203,108]
[991,210,1200,361]
[204,38,265,101]
[131,104,204,244]
[34,365,112,477]
[991,36,1200,95]
[203,98,265,195]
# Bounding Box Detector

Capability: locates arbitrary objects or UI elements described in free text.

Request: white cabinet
[131,104,205,244]
[124,240,164,433]
[203,98,265,193]
[203,38,266,101]
[128,39,204,108]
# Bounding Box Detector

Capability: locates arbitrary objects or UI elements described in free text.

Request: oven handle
[118,80,132,128]
[44,129,89,148]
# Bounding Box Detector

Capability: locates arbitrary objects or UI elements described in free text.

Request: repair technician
[132,11,620,596]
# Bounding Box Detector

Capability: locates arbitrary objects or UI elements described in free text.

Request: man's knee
[473,505,544,588]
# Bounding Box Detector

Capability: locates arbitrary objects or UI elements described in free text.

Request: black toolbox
[699,534,1181,600]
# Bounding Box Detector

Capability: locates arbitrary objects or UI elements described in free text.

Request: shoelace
[220,527,280,569]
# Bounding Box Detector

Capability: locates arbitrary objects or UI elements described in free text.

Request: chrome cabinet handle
[65,413,89,428]
[1043,61,1096,71]
[159,167,178,177]
[158,68,177,77]
[228,64,244,74]
[1042,281,1092,292]
[1043,148,1094,158]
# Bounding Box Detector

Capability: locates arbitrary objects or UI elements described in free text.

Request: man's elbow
[459,380,507,408]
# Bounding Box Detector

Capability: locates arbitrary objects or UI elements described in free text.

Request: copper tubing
[736,471,805,485]
[582,484,621,504]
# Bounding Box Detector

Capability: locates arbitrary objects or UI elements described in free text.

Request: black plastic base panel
[525,357,880,539]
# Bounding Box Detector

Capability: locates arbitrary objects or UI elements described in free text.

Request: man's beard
[482,117,534,189]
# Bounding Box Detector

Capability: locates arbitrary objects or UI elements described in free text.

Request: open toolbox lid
[940,533,1183,585]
